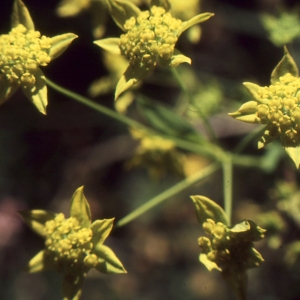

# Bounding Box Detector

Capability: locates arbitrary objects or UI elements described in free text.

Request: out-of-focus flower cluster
[198,218,265,272]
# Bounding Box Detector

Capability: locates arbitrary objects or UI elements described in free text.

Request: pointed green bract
[11,0,35,30]
[243,82,264,103]
[107,0,141,31]
[49,33,78,60]
[199,253,221,271]
[191,195,230,226]
[70,186,91,228]
[91,218,114,246]
[0,77,19,105]
[19,210,57,237]
[94,38,121,55]
[178,13,214,37]
[168,54,191,67]
[285,147,300,168]
[115,65,152,99]
[21,68,48,114]
[94,244,127,274]
[271,46,299,84]
[26,250,56,273]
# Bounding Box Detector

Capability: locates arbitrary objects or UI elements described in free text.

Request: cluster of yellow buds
[255,73,300,147]
[44,213,98,271]
[119,6,182,69]
[198,218,265,272]
[0,24,52,88]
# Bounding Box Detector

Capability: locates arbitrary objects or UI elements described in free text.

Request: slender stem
[116,162,220,227]
[234,125,265,154]
[222,154,233,223]
[170,68,217,141]
[45,77,149,131]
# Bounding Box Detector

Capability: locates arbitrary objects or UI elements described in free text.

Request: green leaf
[136,96,205,143]
[91,218,114,246]
[26,250,56,273]
[11,0,35,30]
[230,220,250,233]
[115,65,152,99]
[271,46,299,84]
[19,210,57,237]
[199,253,222,271]
[62,273,85,300]
[94,38,121,55]
[94,244,127,274]
[49,33,78,60]
[285,147,300,168]
[178,13,214,37]
[70,186,91,228]
[107,0,141,31]
[21,68,47,114]
[150,0,171,11]
[191,195,230,226]
[0,76,19,104]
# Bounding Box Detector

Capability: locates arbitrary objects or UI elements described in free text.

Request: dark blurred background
[1,0,300,299]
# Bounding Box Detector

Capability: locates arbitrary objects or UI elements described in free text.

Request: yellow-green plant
[3,0,300,300]
[20,186,126,300]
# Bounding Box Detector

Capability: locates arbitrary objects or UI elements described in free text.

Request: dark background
[1,0,300,299]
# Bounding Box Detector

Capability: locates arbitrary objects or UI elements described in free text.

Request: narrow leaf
[271,46,299,84]
[191,195,229,226]
[49,33,78,60]
[137,96,204,143]
[91,218,114,246]
[19,210,57,237]
[70,186,91,227]
[11,0,35,30]
[168,54,191,67]
[243,82,264,102]
[94,38,121,55]
[94,244,127,274]
[0,76,19,104]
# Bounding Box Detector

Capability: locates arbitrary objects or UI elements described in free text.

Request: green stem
[45,77,149,131]
[222,154,233,223]
[116,162,220,227]
[170,68,217,141]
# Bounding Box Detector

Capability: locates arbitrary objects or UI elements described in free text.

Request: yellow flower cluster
[255,73,300,147]
[119,6,182,69]
[44,213,95,269]
[198,219,265,271]
[0,24,52,87]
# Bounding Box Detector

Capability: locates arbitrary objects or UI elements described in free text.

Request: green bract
[20,186,126,300]
[0,0,77,114]
[229,46,300,167]
[94,0,214,99]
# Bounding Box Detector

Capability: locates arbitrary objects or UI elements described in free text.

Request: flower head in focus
[20,186,126,300]
[94,0,213,99]
[229,46,300,167]
[0,0,77,114]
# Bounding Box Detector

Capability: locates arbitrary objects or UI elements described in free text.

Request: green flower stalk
[0,0,77,114]
[94,0,213,99]
[20,186,126,300]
